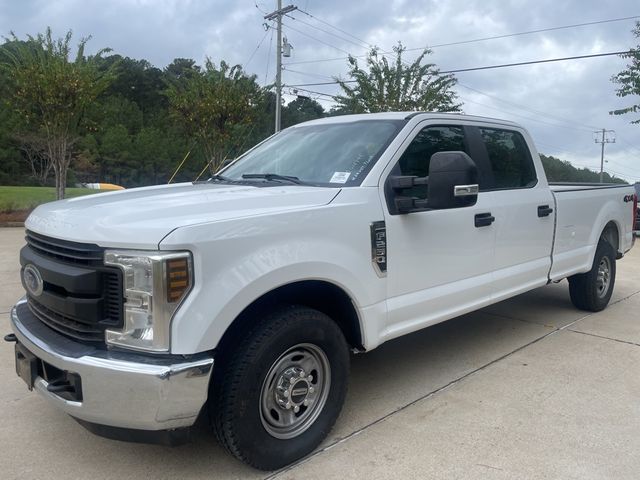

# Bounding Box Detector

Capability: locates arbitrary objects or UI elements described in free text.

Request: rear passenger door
[472,126,555,301]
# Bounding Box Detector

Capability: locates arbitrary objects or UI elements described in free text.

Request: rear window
[479,128,537,189]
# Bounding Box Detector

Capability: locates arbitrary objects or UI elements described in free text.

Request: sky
[1,0,639,182]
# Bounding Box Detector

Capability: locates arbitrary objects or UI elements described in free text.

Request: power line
[263,27,275,86]
[285,15,640,66]
[603,168,639,180]
[243,26,272,69]
[606,158,640,174]
[458,84,597,131]
[459,95,596,133]
[284,13,369,50]
[254,1,268,14]
[439,51,631,74]
[286,86,339,103]
[286,50,631,87]
[286,85,335,98]
[282,64,625,142]
[282,21,352,55]
[534,140,574,152]
[295,8,373,49]
[282,67,335,80]
[282,66,625,135]
[409,16,640,52]
[617,137,640,158]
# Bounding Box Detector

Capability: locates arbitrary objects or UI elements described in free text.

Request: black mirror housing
[427,151,478,209]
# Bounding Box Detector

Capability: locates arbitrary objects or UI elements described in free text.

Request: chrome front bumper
[10,298,214,431]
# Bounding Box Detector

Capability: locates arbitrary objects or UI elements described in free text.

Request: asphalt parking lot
[1,226,639,479]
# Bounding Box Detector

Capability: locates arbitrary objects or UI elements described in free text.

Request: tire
[210,305,349,471]
[568,238,616,312]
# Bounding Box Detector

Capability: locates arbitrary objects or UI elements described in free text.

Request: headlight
[104,250,193,352]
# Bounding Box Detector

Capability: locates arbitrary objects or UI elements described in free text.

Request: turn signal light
[166,258,190,303]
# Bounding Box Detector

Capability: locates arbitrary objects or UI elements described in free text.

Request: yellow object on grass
[83,183,125,190]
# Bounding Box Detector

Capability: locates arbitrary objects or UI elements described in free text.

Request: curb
[0,222,25,228]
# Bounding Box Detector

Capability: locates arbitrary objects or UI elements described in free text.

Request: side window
[479,128,537,189]
[396,126,468,199]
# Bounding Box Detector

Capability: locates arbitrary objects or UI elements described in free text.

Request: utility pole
[594,129,616,183]
[264,2,297,133]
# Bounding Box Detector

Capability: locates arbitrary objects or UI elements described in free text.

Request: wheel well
[215,281,363,358]
[601,221,620,256]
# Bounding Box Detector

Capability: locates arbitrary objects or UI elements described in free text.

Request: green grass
[0,186,102,212]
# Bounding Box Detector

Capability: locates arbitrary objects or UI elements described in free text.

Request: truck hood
[26,182,341,249]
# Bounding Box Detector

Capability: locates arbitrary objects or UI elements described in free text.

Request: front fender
[194,262,366,353]
[160,192,386,354]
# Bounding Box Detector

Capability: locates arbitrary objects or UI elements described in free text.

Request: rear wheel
[210,306,349,471]
[568,238,616,312]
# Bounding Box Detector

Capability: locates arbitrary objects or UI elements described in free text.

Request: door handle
[537,205,554,217]
[474,212,495,228]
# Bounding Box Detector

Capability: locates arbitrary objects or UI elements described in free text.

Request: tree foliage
[164,59,263,172]
[0,28,116,198]
[333,43,461,114]
[540,154,626,184]
[610,21,640,123]
[283,96,325,128]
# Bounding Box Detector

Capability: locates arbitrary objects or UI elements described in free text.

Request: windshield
[222,120,405,186]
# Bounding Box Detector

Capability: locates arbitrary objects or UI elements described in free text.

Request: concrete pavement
[0,227,638,479]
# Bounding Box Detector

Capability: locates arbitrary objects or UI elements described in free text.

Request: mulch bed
[0,210,30,227]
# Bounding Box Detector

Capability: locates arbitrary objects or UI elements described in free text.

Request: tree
[164,58,263,172]
[0,28,116,198]
[99,124,135,184]
[0,41,42,185]
[333,43,461,114]
[282,96,325,128]
[165,58,201,81]
[100,56,167,117]
[610,21,640,123]
[13,131,52,185]
[540,154,626,184]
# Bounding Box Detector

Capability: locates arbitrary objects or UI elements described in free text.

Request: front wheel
[568,238,616,312]
[210,306,349,470]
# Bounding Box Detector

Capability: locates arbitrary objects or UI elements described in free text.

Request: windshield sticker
[330,171,351,184]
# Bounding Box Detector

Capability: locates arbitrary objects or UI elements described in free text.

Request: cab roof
[295,111,522,129]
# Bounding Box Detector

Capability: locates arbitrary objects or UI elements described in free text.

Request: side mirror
[427,151,478,209]
[388,151,478,214]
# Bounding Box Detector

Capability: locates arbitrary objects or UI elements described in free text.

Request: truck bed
[549,182,635,281]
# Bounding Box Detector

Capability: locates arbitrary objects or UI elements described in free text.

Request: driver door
[379,123,497,342]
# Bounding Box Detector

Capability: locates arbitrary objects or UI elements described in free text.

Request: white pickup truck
[8,112,637,470]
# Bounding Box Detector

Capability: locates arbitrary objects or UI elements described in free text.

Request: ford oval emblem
[23,264,44,297]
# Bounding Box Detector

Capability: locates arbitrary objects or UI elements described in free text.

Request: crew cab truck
[7,113,637,470]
